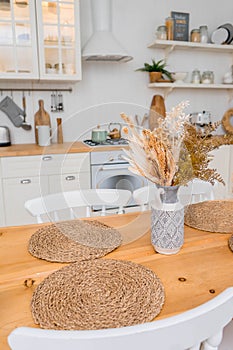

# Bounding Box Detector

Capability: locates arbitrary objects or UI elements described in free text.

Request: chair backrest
[178,179,215,206]
[133,180,215,211]
[8,287,233,350]
[133,186,158,211]
[24,189,132,223]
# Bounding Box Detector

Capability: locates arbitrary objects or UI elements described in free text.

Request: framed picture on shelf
[171,11,190,41]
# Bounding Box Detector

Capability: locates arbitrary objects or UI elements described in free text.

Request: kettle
[0,126,11,146]
[108,123,121,139]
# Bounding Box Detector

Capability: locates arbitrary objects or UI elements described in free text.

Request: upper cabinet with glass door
[36,0,82,81]
[0,0,39,79]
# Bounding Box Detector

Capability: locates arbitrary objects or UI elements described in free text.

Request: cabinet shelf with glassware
[36,0,81,81]
[0,0,81,81]
[0,1,39,79]
[147,39,233,94]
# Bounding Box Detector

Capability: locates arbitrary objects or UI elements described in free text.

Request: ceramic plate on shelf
[211,28,229,44]
[218,23,233,44]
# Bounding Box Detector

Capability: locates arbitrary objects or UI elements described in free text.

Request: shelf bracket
[227,89,233,103]
[163,87,173,98]
[164,45,175,60]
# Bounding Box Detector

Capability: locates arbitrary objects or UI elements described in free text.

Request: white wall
[0,0,232,144]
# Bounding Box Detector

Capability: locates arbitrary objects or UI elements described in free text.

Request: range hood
[82,0,133,62]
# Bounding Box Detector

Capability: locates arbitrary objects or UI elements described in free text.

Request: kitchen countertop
[0,135,232,157]
[0,142,128,157]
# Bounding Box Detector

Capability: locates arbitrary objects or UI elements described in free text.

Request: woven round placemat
[31,259,165,330]
[184,200,233,233]
[56,220,122,249]
[28,220,122,263]
[229,235,233,252]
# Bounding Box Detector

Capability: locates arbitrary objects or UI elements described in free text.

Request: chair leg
[200,329,223,350]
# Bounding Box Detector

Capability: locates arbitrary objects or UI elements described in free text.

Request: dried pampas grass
[121,101,227,187]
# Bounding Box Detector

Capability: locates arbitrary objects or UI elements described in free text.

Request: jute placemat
[55,220,121,249]
[28,220,122,263]
[229,235,233,252]
[31,259,165,330]
[184,200,233,233]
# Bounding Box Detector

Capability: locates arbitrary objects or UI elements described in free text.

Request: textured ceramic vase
[151,185,184,255]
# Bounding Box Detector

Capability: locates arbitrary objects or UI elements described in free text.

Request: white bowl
[171,72,188,83]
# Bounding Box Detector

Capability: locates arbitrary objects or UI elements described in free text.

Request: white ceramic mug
[37,125,51,146]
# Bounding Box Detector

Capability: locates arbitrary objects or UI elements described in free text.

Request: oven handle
[98,165,129,171]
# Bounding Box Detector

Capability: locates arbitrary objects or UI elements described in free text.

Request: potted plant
[136,59,172,83]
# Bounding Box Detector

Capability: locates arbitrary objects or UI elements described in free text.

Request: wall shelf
[148,83,233,100]
[148,40,233,54]
[148,83,233,89]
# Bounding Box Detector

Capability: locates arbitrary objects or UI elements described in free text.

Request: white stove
[83,138,128,147]
[90,150,148,212]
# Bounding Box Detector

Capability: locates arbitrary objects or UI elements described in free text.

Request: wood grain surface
[0,142,128,157]
[34,100,51,144]
[0,211,233,350]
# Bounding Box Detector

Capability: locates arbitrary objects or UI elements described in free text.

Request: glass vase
[151,185,184,255]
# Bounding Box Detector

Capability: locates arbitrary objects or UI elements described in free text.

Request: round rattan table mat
[31,259,165,330]
[28,220,122,263]
[229,235,233,252]
[184,200,233,233]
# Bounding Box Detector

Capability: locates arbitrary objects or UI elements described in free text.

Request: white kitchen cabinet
[36,0,82,81]
[49,172,90,193]
[208,145,231,199]
[3,176,49,226]
[0,1,38,79]
[0,152,90,226]
[0,0,81,81]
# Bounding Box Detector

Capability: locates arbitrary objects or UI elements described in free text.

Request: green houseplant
[136,59,172,82]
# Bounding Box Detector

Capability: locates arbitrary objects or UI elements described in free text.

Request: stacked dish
[211,23,233,45]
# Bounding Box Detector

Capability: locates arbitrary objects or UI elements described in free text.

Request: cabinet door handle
[42,156,53,161]
[20,179,31,184]
[65,175,76,181]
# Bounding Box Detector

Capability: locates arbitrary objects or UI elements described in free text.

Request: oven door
[91,163,148,208]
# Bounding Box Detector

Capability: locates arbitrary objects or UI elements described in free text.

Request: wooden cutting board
[149,95,166,131]
[34,99,51,144]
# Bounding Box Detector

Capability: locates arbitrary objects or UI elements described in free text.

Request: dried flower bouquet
[121,101,232,187]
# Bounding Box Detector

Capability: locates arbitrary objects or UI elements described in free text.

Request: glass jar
[156,25,167,40]
[199,25,208,43]
[191,69,201,84]
[202,71,214,84]
[190,29,200,42]
[165,17,174,40]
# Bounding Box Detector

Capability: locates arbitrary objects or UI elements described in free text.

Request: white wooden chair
[133,185,159,211]
[178,179,215,206]
[133,180,215,211]
[24,189,132,223]
[8,287,233,350]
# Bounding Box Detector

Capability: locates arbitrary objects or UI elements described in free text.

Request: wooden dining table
[1,211,233,350]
